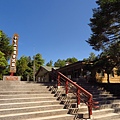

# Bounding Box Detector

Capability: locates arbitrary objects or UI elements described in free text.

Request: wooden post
[66,80,68,96]
[57,74,60,88]
[77,88,80,108]
[88,97,93,119]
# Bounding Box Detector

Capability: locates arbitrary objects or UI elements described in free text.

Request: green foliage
[16,56,28,76]
[97,0,119,5]
[93,53,117,83]
[0,30,12,79]
[46,60,53,67]
[0,30,13,60]
[86,0,120,83]
[65,57,78,64]
[0,51,8,79]
[0,31,2,37]
[87,0,120,51]
[16,56,33,80]
[34,53,45,71]
[54,59,66,68]
[16,53,45,80]
[83,52,97,62]
[54,57,78,68]
[0,51,8,67]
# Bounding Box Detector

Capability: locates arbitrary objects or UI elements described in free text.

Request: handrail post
[65,79,68,96]
[88,97,93,119]
[57,74,60,89]
[77,88,80,108]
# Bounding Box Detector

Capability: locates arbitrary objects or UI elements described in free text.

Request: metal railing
[51,68,99,119]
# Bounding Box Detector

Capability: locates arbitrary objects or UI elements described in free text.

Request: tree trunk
[107,73,110,83]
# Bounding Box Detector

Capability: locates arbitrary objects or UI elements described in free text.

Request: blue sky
[0,0,99,64]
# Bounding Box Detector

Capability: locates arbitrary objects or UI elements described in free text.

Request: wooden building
[35,62,120,83]
[35,66,58,82]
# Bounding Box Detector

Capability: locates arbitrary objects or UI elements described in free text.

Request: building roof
[35,65,59,76]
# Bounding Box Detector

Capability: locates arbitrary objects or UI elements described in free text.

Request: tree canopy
[83,52,97,62]
[34,53,45,71]
[54,59,66,68]
[0,51,7,68]
[0,30,13,60]
[87,0,120,51]
[54,57,78,68]
[16,54,45,80]
[46,60,53,67]
[86,0,120,83]
[65,57,78,64]
[0,51,8,79]
[0,30,13,79]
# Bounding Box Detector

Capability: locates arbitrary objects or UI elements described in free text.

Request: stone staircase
[0,80,74,120]
[75,78,120,120]
[0,79,120,120]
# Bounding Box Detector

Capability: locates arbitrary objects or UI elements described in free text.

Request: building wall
[36,68,50,82]
[96,68,120,83]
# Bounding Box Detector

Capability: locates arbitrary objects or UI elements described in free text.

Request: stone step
[95,102,120,110]
[0,109,69,120]
[25,114,74,120]
[0,84,49,87]
[0,87,50,91]
[93,96,118,101]
[0,100,60,109]
[92,108,115,116]
[0,93,54,99]
[0,104,64,115]
[88,91,110,95]
[0,96,57,103]
[114,107,120,113]
[98,99,120,105]
[0,82,48,87]
[77,108,120,119]
[78,108,114,115]
[92,113,120,120]
[93,94,113,98]
[0,91,51,94]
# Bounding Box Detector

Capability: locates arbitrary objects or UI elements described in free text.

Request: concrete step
[92,113,120,120]
[25,114,74,120]
[77,108,120,120]
[0,87,50,91]
[0,93,54,99]
[95,102,120,110]
[0,109,69,120]
[93,96,118,101]
[0,100,60,109]
[0,96,57,103]
[98,99,120,105]
[93,94,113,98]
[92,108,115,116]
[114,107,120,113]
[1,80,119,120]
[0,90,51,94]
[0,104,64,115]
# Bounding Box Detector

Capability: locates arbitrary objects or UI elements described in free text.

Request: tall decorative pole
[10,33,19,76]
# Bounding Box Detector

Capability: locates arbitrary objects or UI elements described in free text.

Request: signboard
[3,76,21,81]
[10,33,19,73]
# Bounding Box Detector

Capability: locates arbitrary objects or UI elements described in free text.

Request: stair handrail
[51,68,98,119]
